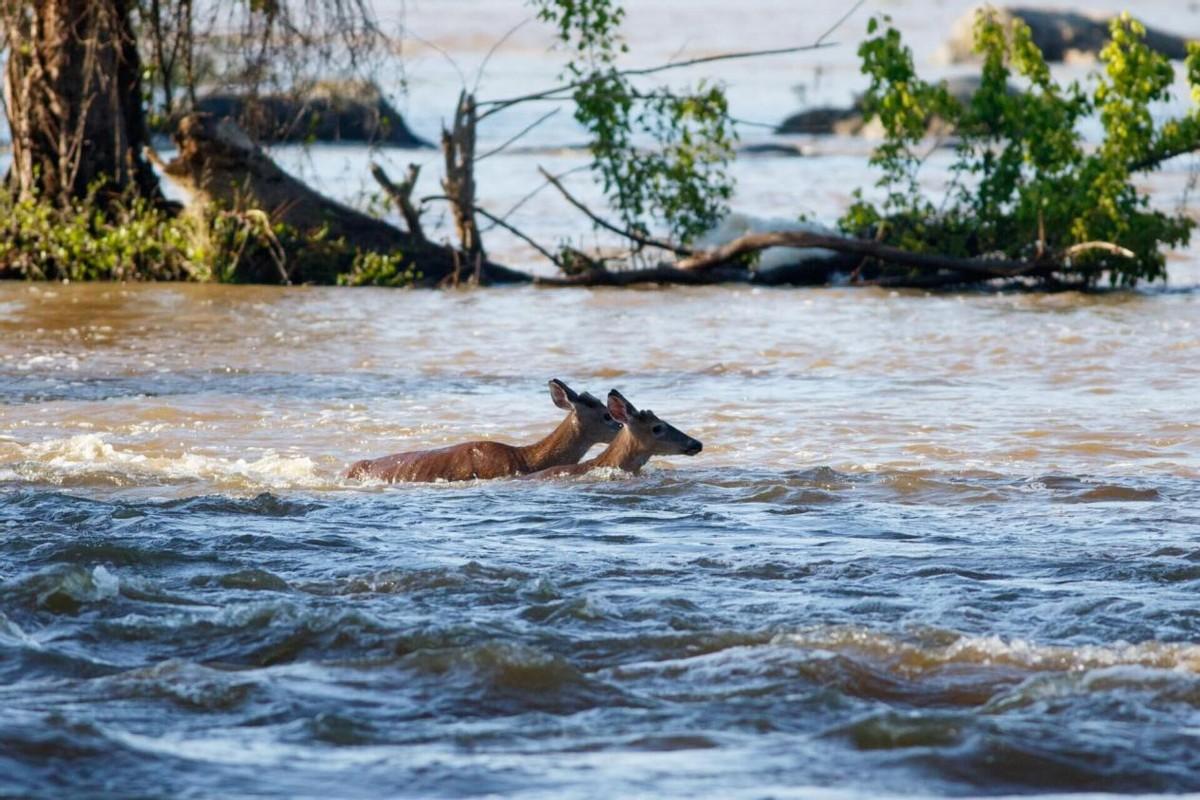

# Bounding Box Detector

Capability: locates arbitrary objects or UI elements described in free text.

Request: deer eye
[652,424,664,435]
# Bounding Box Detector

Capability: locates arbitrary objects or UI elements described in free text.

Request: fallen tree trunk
[527,230,1131,289]
[677,230,1046,277]
[677,230,1132,283]
[534,264,751,287]
[156,113,531,286]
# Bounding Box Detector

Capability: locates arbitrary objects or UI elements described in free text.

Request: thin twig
[408,30,467,87]
[478,41,836,121]
[538,166,693,256]
[473,205,564,269]
[815,0,866,46]
[476,108,560,161]
[472,16,532,93]
[480,164,591,232]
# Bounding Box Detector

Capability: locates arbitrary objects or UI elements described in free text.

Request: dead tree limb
[442,91,484,262]
[676,230,1132,278]
[534,264,750,287]
[159,113,532,286]
[538,166,693,256]
[370,162,426,243]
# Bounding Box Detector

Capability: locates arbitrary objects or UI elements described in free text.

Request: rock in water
[777,76,1009,137]
[194,80,430,147]
[940,6,1194,64]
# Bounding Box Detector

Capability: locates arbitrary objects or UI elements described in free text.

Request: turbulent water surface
[5,0,1200,797]
[2,281,1198,799]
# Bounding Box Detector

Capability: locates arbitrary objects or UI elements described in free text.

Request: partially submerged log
[192,81,431,147]
[157,113,530,286]
[941,7,1195,64]
[530,230,1132,289]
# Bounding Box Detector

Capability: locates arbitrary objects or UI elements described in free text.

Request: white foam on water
[9,433,330,492]
[775,626,1200,674]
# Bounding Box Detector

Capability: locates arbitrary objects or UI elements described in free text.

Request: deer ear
[607,390,635,424]
[549,379,575,411]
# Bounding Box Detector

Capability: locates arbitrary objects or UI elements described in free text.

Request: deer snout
[683,438,702,456]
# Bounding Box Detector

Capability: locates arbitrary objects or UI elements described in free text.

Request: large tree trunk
[2,0,160,207]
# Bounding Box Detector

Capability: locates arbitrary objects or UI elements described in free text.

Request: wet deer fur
[525,389,702,479]
[345,379,619,483]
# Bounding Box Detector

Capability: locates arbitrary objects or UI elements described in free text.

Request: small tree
[841,10,1200,286]
[531,0,736,245]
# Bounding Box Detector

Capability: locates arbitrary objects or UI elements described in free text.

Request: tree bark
[2,0,160,207]
[158,114,532,286]
[441,91,484,284]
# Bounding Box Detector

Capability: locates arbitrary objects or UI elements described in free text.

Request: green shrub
[0,188,414,286]
[842,11,1200,286]
[336,250,420,287]
[0,190,204,281]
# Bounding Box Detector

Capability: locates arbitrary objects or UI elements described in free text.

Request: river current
[2,281,1198,798]
[4,0,1200,797]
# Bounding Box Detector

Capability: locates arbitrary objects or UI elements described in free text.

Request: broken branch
[370,162,426,244]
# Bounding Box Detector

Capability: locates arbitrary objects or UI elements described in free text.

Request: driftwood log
[528,231,1132,289]
[155,113,530,286]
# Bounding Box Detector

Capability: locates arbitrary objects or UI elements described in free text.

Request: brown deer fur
[345,380,618,483]
[525,389,702,479]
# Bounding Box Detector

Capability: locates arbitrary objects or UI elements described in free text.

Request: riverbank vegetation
[0,2,1197,289]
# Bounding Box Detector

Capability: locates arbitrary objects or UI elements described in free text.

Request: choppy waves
[3,478,1200,798]
[0,433,329,492]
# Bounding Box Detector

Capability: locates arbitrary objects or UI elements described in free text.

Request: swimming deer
[345,379,621,483]
[524,389,702,479]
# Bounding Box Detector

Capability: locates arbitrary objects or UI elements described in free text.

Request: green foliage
[843,11,1200,286]
[0,187,414,287]
[532,0,736,244]
[0,189,203,281]
[337,250,420,287]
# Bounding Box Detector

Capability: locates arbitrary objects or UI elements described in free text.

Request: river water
[4,1,1200,798]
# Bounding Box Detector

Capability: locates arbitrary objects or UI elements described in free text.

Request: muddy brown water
[1,280,1198,798]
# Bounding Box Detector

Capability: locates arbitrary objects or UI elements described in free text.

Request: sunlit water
[5,1,1200,798]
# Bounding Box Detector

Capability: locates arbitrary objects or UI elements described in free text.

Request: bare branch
[1061,241,1136,260]
[472,206,565,270]
[537,167,693,256]
[409,29,467,88]
[479,164,591,233]
[472,16,533,93]
[815,0,867,46]
[370,162,426,243]
[476,108,560,161]
[478,40,836,121]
